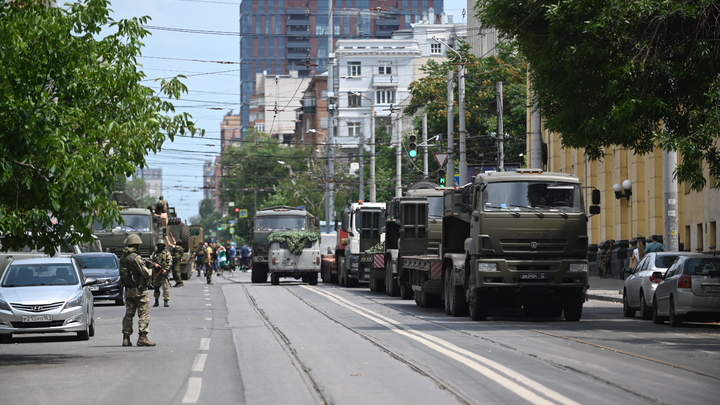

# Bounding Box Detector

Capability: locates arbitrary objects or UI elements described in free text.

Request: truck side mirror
[589,206,600,215]
[592,189,601,205]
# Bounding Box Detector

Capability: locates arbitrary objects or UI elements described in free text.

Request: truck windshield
[93,214,151,232]
[427,196,444,218]
[255,215,307,231]
[483,181,583,212]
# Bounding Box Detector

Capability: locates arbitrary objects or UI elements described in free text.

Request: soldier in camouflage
[121,234,159,347]
[150,239,173,307]
[172,240,184,287]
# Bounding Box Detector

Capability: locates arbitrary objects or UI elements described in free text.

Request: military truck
[387,170,599,321]
[250,206,322,285]
[92,192,201,280]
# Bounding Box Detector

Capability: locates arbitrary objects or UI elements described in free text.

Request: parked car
[0,258,96,341]
[73,252,123,305]
[623,252,702,319]
[652,255,720,327]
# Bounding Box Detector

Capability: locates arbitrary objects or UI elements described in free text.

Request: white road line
[200,338,210,351]
[205,317,212,321]
[181,377,202,403]
[303,286,581,405]
[192,353,208,372]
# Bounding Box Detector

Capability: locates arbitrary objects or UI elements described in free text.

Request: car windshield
[255,215,307,231]
[483,181,583,212]
[684,258,720,276]
[655,255,681,269]
[427,196,444,218]
[1,264,78,287]
[93,214,151,232]
[76,256,118,270]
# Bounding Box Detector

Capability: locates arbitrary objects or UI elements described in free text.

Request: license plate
[22,315,52,322]
[521,273,547,280]
[704,285,720,293]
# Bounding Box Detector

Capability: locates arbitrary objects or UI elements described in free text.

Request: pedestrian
[644,235,666,253]
[195,242,206,277]
[240,243,251,271]
[172,239,184,287]
[205,243,215,284]
[227,243,237,271]
[150,239,173,307]
[599,239,614,278]
[216,243,227,275]
[120,234,159,347]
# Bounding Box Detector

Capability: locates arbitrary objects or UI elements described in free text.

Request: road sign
[434,153,449,168]
[239,209,248,218]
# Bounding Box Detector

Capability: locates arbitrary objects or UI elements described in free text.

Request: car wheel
[669,296,684,327]
[623,289,636,318]
[640,292,653,320]
[89,315,95,337]
[77,322,90,341]
[652,296,665,325]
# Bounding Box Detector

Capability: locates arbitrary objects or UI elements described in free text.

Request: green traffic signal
[408,134,417,158]
[438,169,447,186]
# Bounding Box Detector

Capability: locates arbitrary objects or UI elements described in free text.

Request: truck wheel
[251,264,267,283]
[399,278,413,300]
[386,261,400,297]
[414,290,425,307]
[563,288,584,321]
[308,272,318,286]
[338,257,347,287]
[271,272,280,285]
[468,288,489,321]
[444,269,468,317]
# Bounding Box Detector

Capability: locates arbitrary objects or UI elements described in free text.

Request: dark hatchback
[72,253,124,305]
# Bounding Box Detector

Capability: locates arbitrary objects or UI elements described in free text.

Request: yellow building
[527,127,719,253]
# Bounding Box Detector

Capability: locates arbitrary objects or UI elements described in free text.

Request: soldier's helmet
[125,234,142,246]
[157,239,166,246]
[159,196,164,200]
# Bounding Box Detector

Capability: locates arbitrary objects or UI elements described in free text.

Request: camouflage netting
[367,242,384,253]
[268,231,321,255]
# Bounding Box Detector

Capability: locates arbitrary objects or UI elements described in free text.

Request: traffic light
[438,169,447,186]
[235,207,240,217]
[408,134,417,158]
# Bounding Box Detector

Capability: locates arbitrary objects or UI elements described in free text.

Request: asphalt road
[1,272,718,405]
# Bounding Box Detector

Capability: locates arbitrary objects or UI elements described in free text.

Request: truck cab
[337,202,386,287]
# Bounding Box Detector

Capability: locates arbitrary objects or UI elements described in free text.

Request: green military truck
[250,206,321,285]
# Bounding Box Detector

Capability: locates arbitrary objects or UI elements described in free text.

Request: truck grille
[499,239,568,254]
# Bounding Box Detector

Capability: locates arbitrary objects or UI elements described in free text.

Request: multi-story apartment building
[238,0,447,138]
[134,168,163,200]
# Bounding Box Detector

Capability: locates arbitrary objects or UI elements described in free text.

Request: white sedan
[623,252,701,319]
[0,258,96,341]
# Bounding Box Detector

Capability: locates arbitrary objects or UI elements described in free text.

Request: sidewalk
[587,275,624,303]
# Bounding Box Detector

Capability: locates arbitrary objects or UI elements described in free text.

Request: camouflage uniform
[171,243,184,286]
[121,246,153,339]
[151,244,173,304]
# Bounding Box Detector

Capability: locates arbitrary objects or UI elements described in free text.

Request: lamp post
[351,91,376,202]
[612,180,633,200]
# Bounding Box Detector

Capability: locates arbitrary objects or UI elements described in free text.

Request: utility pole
[422,113,429,178]
[395,113,402,197]
[447,70,455,186]
[458,64,467,185]
[664,150,679,251]
[325,0,335,233]
[497,81,505,171]
[358,131,365,201]
[369,106,376,202]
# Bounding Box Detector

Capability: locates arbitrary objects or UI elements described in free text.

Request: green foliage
[0,0,202,253]
[477,0,720,189]
[268,230,321,256]
[405,41,528,175]
[367,242,384,253]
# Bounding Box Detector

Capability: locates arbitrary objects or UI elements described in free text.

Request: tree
[477,0,720,189]
[404,41,528,176]
[0,0,202,252]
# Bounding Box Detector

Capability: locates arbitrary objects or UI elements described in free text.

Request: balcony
[373,75,399,86]
[287,27,310,35]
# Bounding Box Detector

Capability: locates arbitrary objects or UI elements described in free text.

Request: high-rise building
[238,0,447,138]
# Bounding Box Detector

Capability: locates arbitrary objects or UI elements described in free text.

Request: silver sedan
[623,252,701,319]
[0,258,96,341]
[652,255,720,327]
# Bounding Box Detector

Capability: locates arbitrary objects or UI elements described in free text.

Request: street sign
[434,153,449,168]
[239,209,248,218]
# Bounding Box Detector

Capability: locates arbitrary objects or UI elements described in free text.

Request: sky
[108,0,471,221]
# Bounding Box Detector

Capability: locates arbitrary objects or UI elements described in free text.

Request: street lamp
[613,180,632,200]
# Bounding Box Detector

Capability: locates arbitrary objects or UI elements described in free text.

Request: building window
[255,123,265,133]
[378,62,392,75]
[376,89,395,104]
[431,43,442,54]
[348,92,362,107]
[347,122,361,138]
[347,61,362,77]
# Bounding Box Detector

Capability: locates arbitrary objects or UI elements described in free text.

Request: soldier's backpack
[120,252,140,287]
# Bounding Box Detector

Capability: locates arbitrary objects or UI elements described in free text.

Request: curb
[587,293,622,303]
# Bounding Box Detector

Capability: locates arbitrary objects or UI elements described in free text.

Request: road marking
[205,317,212,321]
[192,353,208,372]
[304,286,581,405]
[200,338,210,351]
[181,377,202,403]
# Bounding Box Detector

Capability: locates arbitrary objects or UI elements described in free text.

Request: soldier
[155,195,169,215]
[150,239,173,307]
[120,234,160,347]
[171,239,184,287]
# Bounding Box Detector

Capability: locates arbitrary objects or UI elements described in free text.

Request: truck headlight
[478,262,498,272]
[569,263,588,272]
